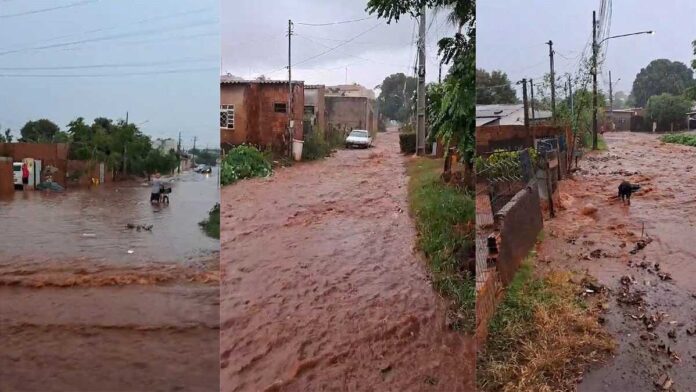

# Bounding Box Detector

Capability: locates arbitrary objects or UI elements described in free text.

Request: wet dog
[618,181,641,205]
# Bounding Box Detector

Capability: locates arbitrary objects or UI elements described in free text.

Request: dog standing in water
[618,181,641,205]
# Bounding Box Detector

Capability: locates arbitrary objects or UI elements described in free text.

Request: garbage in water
[125,223,153,232]
[127,249,134,254]
[82,233,96,238]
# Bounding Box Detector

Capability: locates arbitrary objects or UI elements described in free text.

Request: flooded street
[0,169,220,392]
[220,129,474,391]
[536,132,696,390]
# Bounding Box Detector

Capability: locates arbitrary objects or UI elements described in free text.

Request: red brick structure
[0,143,69,186]
[0,157,14,197]
[220,77,304,152]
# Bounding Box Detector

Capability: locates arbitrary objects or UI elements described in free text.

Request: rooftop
[220,74,304,85]
[476,104,552,126]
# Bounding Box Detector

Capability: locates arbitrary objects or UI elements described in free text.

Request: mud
[0,170,220,391]
[537,132,696,391]
[220,129,474,391]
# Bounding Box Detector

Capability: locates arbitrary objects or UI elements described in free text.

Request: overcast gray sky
[221,0,455,91]
[477,0,696,100]
[0,0,219,148]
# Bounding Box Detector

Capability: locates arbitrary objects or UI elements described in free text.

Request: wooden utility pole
[177,131,182,174]
[192,136,197,165]
[416,6,427,156]
[546,40,556,119]
[287,19,294,158]
[592,10,599,150]
[529,79,536,120]
[521,78,529,128]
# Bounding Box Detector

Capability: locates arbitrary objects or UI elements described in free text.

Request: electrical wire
[0,0,98,19]
[0,57,216,71]
[0,67,218,78]
[294,16,374,26]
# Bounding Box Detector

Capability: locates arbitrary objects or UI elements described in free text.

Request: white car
[13,162,23,187]
[345,130,372,149]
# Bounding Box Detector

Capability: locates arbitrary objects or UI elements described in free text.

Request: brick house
[220,76,304,152]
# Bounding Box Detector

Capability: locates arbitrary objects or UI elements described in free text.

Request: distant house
[688,106,696,130]
[303,85,326,135]
[324,84,378,136]
[220,75,304,152]
[476,104,551,127]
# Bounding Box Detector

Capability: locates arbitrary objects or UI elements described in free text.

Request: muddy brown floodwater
[220,129,474,391]
[0,170,220,392]
[537,132,696,391]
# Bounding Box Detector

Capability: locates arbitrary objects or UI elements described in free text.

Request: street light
[592,12,653,150]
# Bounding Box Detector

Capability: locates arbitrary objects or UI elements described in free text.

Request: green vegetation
[474,148,538,179]
[476,69,518,104]
[220,145,272,186]
[407,157,475,331]
[301,129,345,161]
[646,93,694,131]
[190,148,219,166]
[198,203,220,239]
[376,73,417,122]
[661,133,696,146]
[478,256,614,391]
[631,59,695,107]
[399,132,416,153]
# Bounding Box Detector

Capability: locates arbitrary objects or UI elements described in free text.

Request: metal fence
[476,148,535,215]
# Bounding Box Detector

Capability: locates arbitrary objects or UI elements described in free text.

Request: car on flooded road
[345,129,372,149]
[194,164,212,174]
[13,162,22,188]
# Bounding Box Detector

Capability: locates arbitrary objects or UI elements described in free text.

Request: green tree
[19,119,61,142]
[376,73,417,122]
[646,93,693,132]
[367,0,475,165]
[631,59,695,106]
[0,128,12,143]
[612,91,628,109]
[476,68,517,104]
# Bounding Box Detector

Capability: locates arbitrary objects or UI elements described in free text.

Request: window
[274,103,287,113]
[220,105,234,129]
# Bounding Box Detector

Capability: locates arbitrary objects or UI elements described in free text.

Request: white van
[13,162,23,188]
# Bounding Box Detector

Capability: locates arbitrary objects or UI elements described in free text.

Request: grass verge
[661,133,696,146]
[198,203,220,239]
[406,157,475,332]
[477,256,614,391]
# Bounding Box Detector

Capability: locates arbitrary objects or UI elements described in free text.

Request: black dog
[618,181,641,205]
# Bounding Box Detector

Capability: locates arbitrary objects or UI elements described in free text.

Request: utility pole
[192,136,197,165]
[608,70,613,127]
[177,131,182,174]
[521,78,529,128]
[287,19,294,158]
[416,6,427,156]
[592,10,598,150]
[546,40,556,120]
[529,79,536,120]
[123,111,128,175]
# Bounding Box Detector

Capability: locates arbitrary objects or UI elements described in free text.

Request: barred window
[220,105,234,129]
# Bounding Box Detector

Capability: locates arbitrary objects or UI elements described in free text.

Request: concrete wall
[494,182,543,285]
[66,160,112,185]
[325,96,376,135]
[0,143,69,186]
[304,85,326,133]
[0,157,14,197]
[220,82,305,151]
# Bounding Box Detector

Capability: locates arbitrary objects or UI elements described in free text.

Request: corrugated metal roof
[220,75,304,85]
[476,104,551,126]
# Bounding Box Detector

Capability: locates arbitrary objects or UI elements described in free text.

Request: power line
[0,0,98,19]
[0,18,217,56]
[294,16,374,26]
[0,67,217,78]
[0,57,216,71]
[292,23,381,67]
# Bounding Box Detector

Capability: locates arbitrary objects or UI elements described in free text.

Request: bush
[661,133,696,146]
[399,132,416,153]
[221,145,272,186]
[198,203,220,238]
[302,131,331,160]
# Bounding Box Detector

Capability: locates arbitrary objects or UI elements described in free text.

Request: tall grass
[661,133,696,146]
[477,257,614,391]
[407,157,475,331]
[198,203,220,239]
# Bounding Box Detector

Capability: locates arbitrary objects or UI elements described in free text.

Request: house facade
[303,85,326,135]
[324,84,378,136]
[220,76,304,152]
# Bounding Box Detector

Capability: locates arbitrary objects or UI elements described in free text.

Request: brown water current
[0,169,220,392]
[220,129,474,392]
[536,132,696,391]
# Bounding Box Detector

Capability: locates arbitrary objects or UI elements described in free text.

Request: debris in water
[668,329,677,340]
[657,272,672,281]
[655,373,673,390]
[127,249,134,254]
[620,275,632,286]
[590,249,603,258]
[581,203,598,216]
[629,238,651,255]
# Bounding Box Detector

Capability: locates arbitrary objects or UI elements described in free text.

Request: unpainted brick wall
[494,182,543,285]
